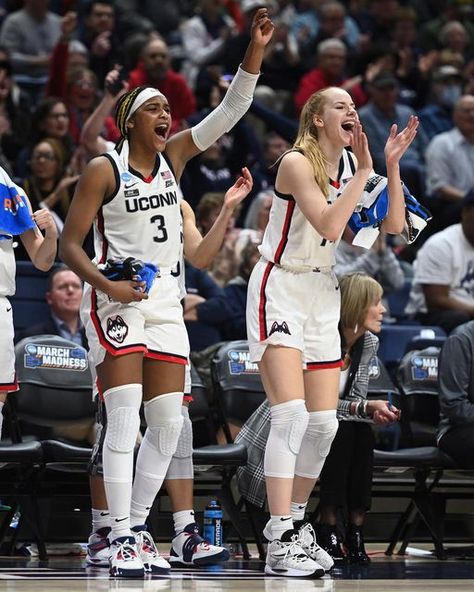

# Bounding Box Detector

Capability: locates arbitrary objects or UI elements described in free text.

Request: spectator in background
[0,47,31,170]
[438,20,472,62]
[15,97,75,178]
[292,0,361,69]
[358,70,428,198]
[128,35,197,135]
[294,38,367,115]
[0,0,61,103]
[244,189,273,231]
[15,264,86,347]
[419,0,474,54]
[418,65,463,140]
[195,191,261,286]
[437,320,474,469]
[180,0,235,90]
[184,260,223,353]
[334,229,406,299]
[80,0,122,87]
[425,94,474,232]
[185,239,260,345]
[405,190,474,334]
[21,138,79,232]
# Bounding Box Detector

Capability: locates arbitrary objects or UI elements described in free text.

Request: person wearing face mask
[418,66,464,141]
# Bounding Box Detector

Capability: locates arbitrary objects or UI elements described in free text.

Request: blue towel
[0,168,36,238]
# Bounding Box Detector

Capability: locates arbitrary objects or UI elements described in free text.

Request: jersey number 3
[151,214,168,243]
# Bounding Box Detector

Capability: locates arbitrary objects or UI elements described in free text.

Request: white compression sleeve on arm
[191,66,259,151]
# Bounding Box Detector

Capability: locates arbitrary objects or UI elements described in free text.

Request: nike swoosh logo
[100,512,110,516]
[115,517,127,522]
[280,516,292,521]
[6,307,12,312]
[124,182,138,189]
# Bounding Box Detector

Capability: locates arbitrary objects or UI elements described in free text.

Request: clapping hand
[384,115,419,168]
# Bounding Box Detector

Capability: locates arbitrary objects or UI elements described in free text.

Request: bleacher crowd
[1,0,474,576]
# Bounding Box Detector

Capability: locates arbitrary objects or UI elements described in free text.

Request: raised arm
[278,123,372,242]
[382,115,419,234]
[165,8,274,180]
[182,168,253,269]
[80,68,128,157]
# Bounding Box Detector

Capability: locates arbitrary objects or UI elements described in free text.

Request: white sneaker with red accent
[131,525,170,574]
[109,536,144,578]
[86,527,111,567]
[169,522,230,566]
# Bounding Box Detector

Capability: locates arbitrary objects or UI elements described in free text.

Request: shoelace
[115,541,138,562]
[276,535,307,564]
[140,531,159,556]
[298,523,318,549]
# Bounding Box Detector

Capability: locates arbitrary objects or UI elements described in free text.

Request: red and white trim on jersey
[258,261,275,341]
[145,349,188,365]
[306,359,343,371]
[0,378,18,392]
[274,197,296,264]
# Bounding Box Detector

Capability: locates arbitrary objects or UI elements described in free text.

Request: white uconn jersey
[259,149,356,269]
[93,149,182,268]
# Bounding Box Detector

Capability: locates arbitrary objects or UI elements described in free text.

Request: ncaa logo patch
[121,172,132,183]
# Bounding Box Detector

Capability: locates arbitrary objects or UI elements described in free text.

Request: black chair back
[211,340,266,442]
[13,335,94,434]
[367,356,399,399]
[396,346,441,447]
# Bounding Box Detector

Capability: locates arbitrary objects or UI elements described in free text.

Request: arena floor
[1,546,474,592]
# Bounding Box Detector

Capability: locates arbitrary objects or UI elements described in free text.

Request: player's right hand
[107,280,148,304]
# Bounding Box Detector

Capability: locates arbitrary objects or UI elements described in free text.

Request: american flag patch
[161,170,172,181]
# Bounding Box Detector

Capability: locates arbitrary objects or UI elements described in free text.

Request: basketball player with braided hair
[60,8,274,579]
[245,86,419,577]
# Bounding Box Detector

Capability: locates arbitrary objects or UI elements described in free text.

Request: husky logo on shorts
[106,315,129,343]
[268,321,291,336]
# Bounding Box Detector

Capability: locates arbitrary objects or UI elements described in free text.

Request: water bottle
[203,500,223,546]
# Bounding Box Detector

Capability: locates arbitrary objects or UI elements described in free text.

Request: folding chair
[375,346,459,558]
[9,335,95,554]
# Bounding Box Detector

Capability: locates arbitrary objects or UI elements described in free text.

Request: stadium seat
[10,261,49,332]
[377,324,446,378]
[374,346,465,559]
[7,335,95,555]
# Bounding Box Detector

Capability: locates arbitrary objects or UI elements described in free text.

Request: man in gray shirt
[437,320,474,469]
[425,94,474,233]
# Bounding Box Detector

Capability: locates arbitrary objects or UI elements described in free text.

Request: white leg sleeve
[295,410,338,479]
[165,405,194,480]
[191,66,259,151]
[264,399,309,479]
[102,384,142,539]
[130,392,184,527]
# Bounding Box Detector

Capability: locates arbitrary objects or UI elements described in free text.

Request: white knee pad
[144,392,184,457]
[103,384,142,454]
[166,407,194,480]
[174,406,193,459]
[264,399,309,479]
[295,410,338,479]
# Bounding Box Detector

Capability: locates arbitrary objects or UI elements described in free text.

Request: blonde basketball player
[245,86,419,577]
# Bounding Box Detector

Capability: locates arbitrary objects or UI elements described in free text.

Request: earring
[353,323,358,334]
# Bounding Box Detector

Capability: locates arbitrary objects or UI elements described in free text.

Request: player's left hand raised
[384,114,419,167]
[224,167,253,211]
